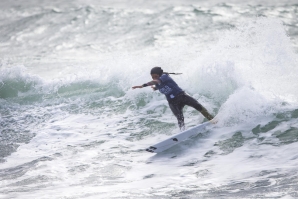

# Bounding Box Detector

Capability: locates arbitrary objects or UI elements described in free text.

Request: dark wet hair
[150,67,163,76]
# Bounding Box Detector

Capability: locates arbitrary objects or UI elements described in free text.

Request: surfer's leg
[168,101,185,131]
[182,94,214,121]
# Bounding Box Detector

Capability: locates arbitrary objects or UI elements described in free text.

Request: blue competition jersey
[155,74,184,101]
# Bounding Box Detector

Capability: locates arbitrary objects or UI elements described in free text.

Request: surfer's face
[151,74,160,80]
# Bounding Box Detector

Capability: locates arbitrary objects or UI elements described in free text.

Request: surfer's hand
[151,86,156,91]
[132,86,143,89]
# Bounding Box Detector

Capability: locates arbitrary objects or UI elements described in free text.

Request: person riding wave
[132,67,215,130]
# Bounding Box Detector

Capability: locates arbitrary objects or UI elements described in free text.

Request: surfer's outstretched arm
[132,85,143,89]
[132,79,160,89]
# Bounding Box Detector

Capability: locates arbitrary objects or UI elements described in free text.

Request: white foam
[1,2,298,198]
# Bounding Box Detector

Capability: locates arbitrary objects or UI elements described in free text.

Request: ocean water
[1,0,298,198]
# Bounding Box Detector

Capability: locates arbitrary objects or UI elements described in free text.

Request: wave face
[1,1,298,198]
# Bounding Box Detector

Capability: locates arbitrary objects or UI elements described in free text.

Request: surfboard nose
[146,148,154,153]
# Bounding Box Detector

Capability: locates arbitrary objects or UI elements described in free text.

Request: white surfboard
[146,121,211,153]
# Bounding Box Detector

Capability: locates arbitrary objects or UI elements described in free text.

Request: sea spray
[0,2,298,198]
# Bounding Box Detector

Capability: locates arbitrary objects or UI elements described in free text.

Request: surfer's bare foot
[210,118,218,124]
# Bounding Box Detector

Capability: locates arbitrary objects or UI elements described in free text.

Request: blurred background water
[0,0,298,198]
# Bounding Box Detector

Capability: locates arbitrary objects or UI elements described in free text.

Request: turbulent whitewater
[1,0,298,198]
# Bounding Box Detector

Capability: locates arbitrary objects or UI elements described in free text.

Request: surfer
[132,67,214,130]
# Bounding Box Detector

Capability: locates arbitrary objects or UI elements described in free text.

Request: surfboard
[146,121,211,153]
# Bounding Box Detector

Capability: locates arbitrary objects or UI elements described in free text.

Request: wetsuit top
[145,74,184,101]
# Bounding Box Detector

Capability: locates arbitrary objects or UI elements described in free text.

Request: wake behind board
[146,121,211,153]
